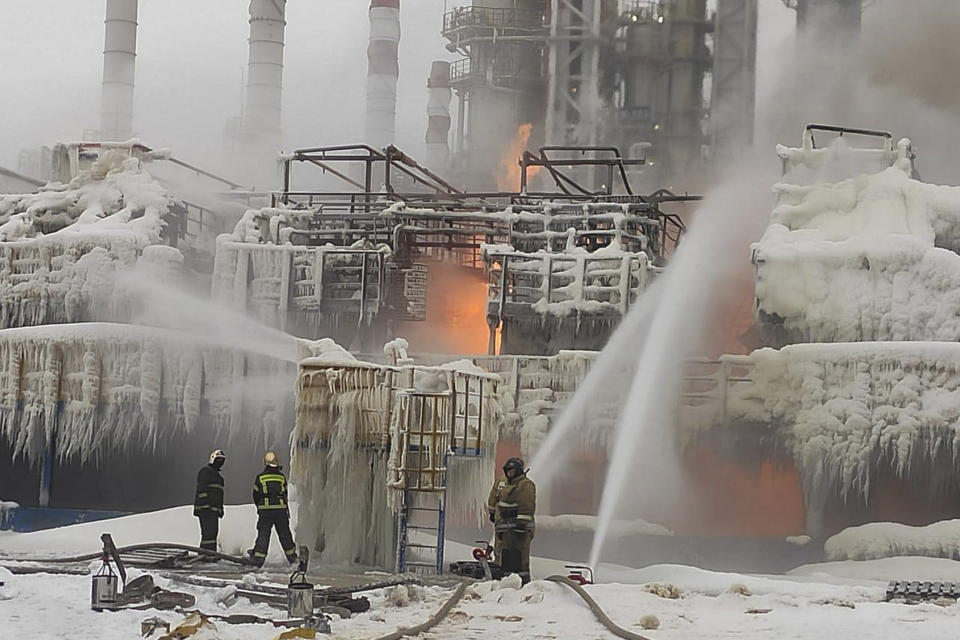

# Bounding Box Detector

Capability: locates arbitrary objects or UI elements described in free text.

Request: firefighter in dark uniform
[247,451,298,567]
[194,449,226,553]
[487,457,536,577]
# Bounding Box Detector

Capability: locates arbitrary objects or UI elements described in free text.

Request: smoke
[757,0,960,184]
[0,0,455,181]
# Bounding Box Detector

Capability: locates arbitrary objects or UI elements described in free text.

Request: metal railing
[486,250,653,320]
[449,55,528,86]
[443,6,544,33]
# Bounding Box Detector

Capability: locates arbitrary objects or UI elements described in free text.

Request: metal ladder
[395,486,447,575]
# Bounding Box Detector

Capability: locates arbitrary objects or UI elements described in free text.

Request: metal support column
[711,0,758,155]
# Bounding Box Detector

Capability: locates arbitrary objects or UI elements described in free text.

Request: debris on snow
[644,582,683,599]
[638,613,661,629]
[495,573,524,591]
[0,567,17,600]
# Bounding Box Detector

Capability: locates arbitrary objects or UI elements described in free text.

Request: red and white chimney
[366,0,401,149]
[99,0,139,142]
[425,60,452,171]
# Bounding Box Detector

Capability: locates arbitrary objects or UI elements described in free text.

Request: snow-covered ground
[825,519,960,562]
[3,508,960,638]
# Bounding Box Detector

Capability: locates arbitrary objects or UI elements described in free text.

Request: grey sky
[0,1,794,175]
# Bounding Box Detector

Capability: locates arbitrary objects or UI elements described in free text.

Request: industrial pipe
[366,0,401,149]
[99,0,139,142]
[244,0,287,146]
[425,60,452,172]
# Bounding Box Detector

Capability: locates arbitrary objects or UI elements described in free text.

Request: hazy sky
[0,0,794,175]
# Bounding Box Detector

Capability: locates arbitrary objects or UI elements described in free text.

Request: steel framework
[546,0,604,152]
[711,0,758,155]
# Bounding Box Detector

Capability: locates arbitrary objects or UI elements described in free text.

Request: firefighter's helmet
[264,451,279,467]
[503,457,525,476]
[209,449,226,465]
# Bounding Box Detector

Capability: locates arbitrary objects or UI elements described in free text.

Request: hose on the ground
[369,581,467,640]
[164,572,421,597]
[546,575,654,640]
[1,543,254,566]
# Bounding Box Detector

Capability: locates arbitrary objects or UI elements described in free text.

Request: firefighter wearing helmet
[246,451,298,567]
[487,457,536,578]
[194,449,226,554]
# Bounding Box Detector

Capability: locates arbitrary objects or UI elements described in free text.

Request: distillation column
[99,0,139,142]
[366,0,401,148]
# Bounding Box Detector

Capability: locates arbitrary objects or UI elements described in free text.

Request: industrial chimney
[366,0,401,149]
[99,0,139,142]
[425,61,452,171]
[243,0,287,150]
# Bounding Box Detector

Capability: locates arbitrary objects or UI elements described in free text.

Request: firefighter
[487,457,536,577]
[194,449,226,554]
[247,451,298,567]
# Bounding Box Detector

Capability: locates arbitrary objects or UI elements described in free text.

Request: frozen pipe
[244,0,287,146]
[366,0,401,149]
[425,61,452,171]
[99,0,139,142]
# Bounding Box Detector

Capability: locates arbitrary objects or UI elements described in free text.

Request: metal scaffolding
[546,0,604,151]
[711,0,758,155]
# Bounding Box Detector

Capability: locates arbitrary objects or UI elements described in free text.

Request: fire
[394,260,492,355]
[497,123,541,191]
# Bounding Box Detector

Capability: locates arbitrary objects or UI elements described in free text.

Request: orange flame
[497,123,541,191]
[395,261,492,355]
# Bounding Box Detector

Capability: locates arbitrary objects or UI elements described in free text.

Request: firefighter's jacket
[193,464,225,517]
[487,473,536,531]
[253,466,290,515]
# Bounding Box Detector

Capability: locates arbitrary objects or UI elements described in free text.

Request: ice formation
[754,136,960,344]
[291,350,502,569]
[825,518,960,561]
[212,228,392,335]
[476,351,614,461]
[0,323,245,464]
[0,151,181,329]
[483,235,656,318]
[693,343,960,524]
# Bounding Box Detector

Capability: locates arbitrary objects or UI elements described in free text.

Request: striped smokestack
[244,0,287,147]
[99,0,139,142]
[425,61,452,171]
[366,0,401,149]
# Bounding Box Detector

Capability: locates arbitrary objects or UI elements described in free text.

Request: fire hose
[165,572,421,598]
[366,576,653,640]
[546,575,654,640]
[369,582,467,640]
[0,543,254,566]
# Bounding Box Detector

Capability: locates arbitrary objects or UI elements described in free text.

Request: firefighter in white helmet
[247,451,298,566]
[194,449,226,555]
